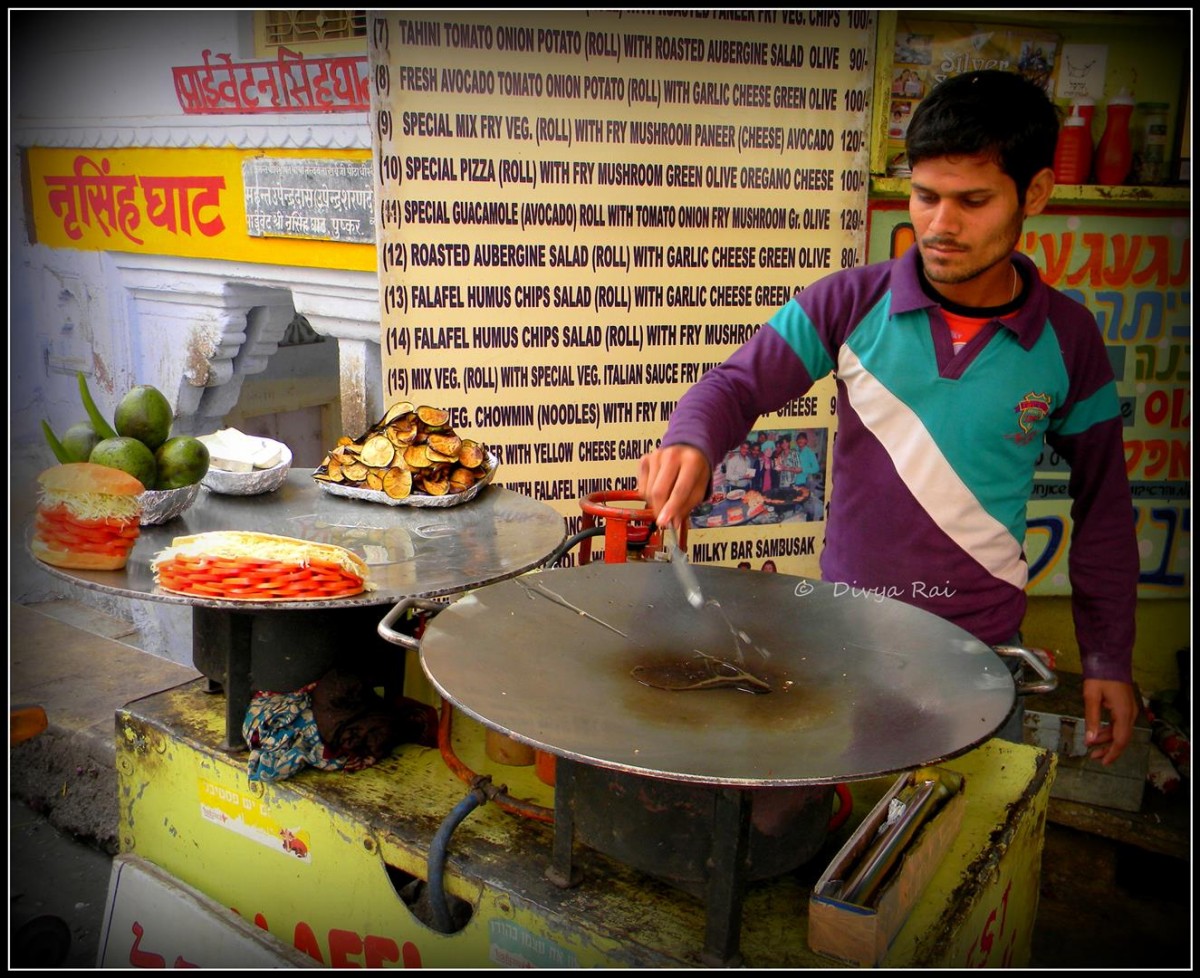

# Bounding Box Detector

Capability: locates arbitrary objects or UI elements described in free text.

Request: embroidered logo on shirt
[1010,391,1053,443]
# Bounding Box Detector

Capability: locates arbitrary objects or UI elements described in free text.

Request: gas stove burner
[548,758,835,966]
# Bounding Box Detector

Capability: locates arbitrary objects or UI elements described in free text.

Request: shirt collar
[890,247,1049,350]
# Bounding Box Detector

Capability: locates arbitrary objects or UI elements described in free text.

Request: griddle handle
[993,645,1058,696]
[378,597,448,650]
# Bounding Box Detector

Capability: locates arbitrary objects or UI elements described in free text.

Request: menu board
[370,10,875,572]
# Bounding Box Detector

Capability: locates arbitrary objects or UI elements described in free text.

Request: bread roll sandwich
[33,462,145,570]
[152,531,372,601]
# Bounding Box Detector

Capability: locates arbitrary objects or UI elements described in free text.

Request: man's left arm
[1048,416,1141,764]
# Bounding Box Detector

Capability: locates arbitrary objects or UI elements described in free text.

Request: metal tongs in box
[836,772,955,907]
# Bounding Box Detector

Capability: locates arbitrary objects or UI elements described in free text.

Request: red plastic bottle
[1071,98,1095,181]
[1094,90,1135,185]
[1053,109,1092,185]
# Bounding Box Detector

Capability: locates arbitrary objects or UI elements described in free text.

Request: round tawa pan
[418,562,1016,786]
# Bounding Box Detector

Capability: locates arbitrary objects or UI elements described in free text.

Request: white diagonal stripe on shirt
[838,345,1027,589]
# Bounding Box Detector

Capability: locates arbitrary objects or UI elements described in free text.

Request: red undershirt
[944,308,989,352]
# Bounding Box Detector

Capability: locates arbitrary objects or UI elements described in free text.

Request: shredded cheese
[39,487,141,522]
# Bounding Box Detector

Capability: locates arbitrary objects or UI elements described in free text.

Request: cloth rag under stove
[243,683,366,783]
[242,668,439,783]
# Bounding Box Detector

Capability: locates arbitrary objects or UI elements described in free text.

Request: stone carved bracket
[113,254,381,436]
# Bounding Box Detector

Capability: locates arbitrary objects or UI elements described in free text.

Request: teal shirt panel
[844,307,1071,544]
[768,301,835,381]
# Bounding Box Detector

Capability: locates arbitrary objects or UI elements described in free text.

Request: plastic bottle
[1133,102,1170,185]
[1071,97,1096,133]
[1071,97,1096,180]
[1053,108,1092,185]
[1093,90,1135,185]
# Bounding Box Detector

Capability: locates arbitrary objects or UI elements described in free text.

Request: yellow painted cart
[114,676,1055,969]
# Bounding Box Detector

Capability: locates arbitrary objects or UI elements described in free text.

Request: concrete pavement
[9,599,201,968]
[10,600,201,848]
[11,793,113,968]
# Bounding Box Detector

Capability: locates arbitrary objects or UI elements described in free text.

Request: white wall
[11,10,249,126]
[9,10,374,662]
[10,10,255,458]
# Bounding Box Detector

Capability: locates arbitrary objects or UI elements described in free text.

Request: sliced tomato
[36,526,134,557]
[155,556,362,600]
[182,582,227,597]
[65,538,133,556]
[47,521,140,544]
[37,505,139,562]
[40,505,138,536]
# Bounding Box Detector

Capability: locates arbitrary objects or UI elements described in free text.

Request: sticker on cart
[489,920,577,969]
[197,776,312,862]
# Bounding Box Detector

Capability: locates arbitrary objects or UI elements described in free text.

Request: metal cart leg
[193,606,253,752]
[701,787,751,967]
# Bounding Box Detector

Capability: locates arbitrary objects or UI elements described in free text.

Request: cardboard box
[808,766,966,967]
[1022,671,1152,812]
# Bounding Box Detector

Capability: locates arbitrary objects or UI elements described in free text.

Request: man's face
[909,152,1024,293]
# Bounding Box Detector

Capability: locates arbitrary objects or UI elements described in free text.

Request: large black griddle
[406,561,1018,786]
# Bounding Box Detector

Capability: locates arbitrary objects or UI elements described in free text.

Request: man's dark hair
[906,70,1060,202]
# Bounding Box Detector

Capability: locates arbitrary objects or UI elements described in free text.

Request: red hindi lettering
[329,56,369,108]
[140,175,227,237]
[310,58,335,109]
[197,49,222,110]
[276,47,314,109]
[210,50,243,109]
[256,64,285,108]
[173,66,209,114]
[45,155,142,244]
[44,172,87,239]
[237,63,261,109]
[81,156,142,243]
[185,177,226,236]
[128,920,167,968]
[172,50,369,114]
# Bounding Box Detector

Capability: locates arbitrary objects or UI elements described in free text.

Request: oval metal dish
[312,450,499,508]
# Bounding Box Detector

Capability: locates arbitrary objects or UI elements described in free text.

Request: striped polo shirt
[662,246,1137,682]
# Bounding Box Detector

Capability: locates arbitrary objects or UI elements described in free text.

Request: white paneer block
[198,428,285,472]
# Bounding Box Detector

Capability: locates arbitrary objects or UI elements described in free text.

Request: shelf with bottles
[869,10,1190,207]
[869,176,1189,207]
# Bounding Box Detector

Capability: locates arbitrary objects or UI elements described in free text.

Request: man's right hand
[637,444,712,529]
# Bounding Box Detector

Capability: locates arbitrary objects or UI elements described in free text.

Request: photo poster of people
[690,426,829,571]
[886,19,1060,176]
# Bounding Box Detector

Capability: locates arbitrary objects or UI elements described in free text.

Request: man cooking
[638,70,1140,765]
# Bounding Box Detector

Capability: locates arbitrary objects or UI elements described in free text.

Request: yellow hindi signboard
[25,146,375,272]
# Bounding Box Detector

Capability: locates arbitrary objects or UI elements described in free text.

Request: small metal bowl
[201,444,292,496]
[138,482,202,525]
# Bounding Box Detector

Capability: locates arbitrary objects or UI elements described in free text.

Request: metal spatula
[664,526,704,609]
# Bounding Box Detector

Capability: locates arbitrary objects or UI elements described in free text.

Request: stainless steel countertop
[32,471,567,611]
